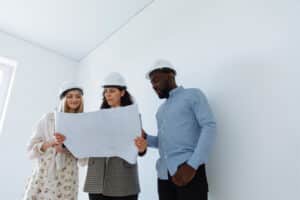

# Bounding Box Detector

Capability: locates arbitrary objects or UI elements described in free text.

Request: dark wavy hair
[100,86,134,109]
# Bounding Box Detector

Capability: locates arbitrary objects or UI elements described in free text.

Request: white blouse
[23,112,87,200]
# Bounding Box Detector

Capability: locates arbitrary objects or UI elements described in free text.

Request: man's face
[149,71,172,99]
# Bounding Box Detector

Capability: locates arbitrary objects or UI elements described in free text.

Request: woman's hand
[134,136,147,153]
[41,141,57,152]
[54,144,66,153]
[54,132,66,144]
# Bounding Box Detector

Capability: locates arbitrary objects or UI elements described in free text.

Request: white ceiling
[0,0,153,61]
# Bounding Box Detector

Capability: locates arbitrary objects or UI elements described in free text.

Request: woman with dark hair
[100,86,133,109]
[84,72,147,200]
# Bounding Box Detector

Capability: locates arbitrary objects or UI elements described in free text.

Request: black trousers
[88,193,138,200]
[158,164,208,200]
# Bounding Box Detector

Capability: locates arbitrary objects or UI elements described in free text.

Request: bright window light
[0,57,17,135]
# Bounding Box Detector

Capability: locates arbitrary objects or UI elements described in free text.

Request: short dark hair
[100,86,134,109]
[149,67,176,78]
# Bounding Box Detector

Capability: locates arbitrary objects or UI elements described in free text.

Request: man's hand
[172,163,196,186]
[134,136,147,153]
[141,129,147,139]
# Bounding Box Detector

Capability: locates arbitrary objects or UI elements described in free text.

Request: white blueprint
[55,104,141,164]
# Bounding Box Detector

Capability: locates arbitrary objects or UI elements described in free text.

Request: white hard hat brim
[145,66,176,79]
[58,82,84,99]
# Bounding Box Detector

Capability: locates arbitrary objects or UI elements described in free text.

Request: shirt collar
[169,86,183,98]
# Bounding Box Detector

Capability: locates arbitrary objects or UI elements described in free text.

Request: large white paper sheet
[55,104,141,164]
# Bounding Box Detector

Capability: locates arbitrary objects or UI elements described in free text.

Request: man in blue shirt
[144,60,216,200]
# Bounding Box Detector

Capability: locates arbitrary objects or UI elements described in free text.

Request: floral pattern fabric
[23,148,78,200]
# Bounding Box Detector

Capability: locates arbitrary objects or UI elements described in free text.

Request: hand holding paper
[55,104,141,164]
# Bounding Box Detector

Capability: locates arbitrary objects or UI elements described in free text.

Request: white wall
[77,0,299,200]
[0,0,297,199]
[0,32,78,199]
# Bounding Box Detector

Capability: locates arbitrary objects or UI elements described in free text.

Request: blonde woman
[23,82,84,200]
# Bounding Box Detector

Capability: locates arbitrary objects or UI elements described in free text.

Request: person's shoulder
[33,112,53,129]
[183,88,205,98]
[41,112,55,121]
[181,88,209,106]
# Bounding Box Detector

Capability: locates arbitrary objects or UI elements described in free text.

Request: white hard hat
[102,72,127,88]
[145,59,176,79]
[58,81,83,99]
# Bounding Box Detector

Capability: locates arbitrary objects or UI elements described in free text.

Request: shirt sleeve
[146,134,159,148]
[27,115,47,159]
[187,90,217,170]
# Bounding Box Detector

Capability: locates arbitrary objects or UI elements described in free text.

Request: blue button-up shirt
[147,86,216,180]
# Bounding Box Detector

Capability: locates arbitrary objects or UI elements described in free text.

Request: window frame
[0,56,17,134]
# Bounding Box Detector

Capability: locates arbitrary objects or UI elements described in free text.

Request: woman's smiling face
[65,90,82,111]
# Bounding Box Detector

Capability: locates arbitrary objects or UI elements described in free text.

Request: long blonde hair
[58,90,84,113]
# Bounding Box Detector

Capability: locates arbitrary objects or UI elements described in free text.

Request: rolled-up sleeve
[146,134,158,148]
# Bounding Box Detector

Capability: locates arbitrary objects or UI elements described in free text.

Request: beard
[156,87,170,99]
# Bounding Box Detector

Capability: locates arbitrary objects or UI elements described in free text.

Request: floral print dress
[22,112,79,200]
